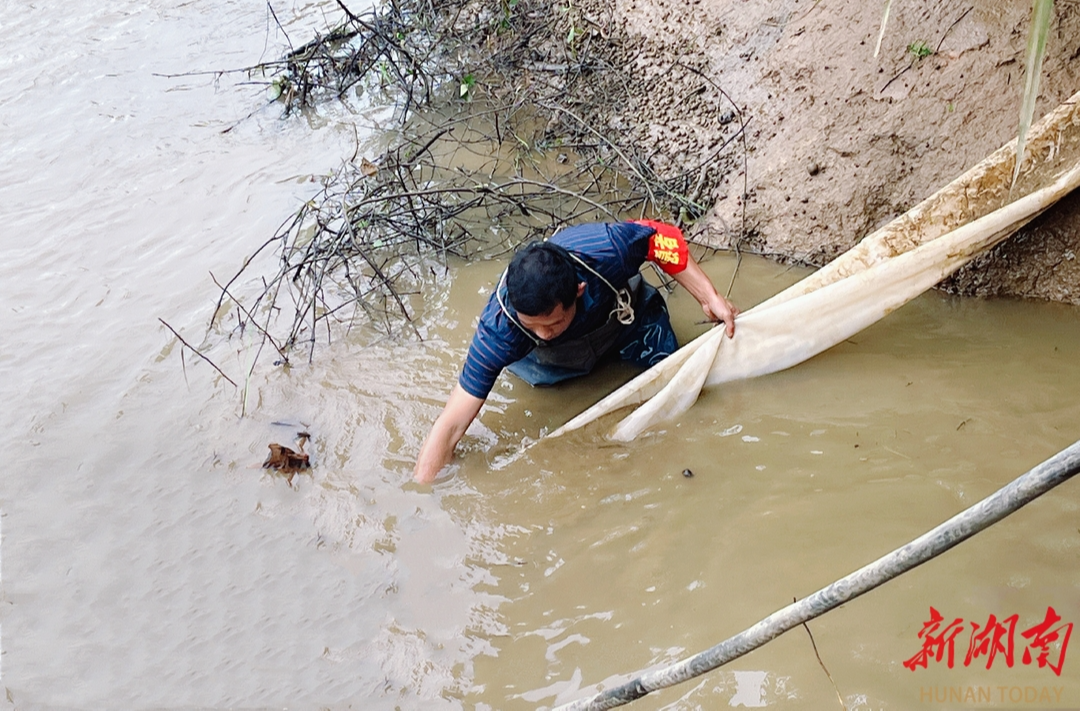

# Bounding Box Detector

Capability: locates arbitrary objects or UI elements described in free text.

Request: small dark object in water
[682,468,694,478]
[263,432,311,486]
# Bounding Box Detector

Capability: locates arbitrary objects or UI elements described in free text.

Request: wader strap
[525,275,645,372]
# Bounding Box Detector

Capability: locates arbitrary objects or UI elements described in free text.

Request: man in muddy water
[413,220,738,483]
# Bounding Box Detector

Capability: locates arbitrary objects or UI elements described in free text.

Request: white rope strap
[495,269,541,345]
[562,251,635,325]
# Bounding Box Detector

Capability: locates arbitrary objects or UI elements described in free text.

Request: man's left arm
[671,255,739,338]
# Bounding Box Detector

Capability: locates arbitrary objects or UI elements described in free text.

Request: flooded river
[3,1,1079,710]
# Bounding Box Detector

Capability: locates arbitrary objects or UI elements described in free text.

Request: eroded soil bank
[525,0,1080,303]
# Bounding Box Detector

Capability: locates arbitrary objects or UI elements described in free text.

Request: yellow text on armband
[653,235,680,251]
[653,249,680,264]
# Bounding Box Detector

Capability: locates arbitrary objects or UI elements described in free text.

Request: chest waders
[498,252,652,386]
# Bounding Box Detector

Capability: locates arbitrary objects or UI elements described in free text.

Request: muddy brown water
[4,2,1080,710]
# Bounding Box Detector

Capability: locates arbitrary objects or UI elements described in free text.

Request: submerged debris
[263,432,312,486]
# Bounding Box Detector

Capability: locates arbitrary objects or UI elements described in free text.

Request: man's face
[517,282,586,342]
[518,301,576,341]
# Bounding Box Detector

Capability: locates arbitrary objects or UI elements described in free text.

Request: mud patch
[605,0,1080,302]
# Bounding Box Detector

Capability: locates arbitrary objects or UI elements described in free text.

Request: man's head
[506,241,585,341]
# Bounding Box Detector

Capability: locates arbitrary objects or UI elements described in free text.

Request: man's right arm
[413,384,485,483]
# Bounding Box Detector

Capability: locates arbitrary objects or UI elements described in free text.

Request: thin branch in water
[796,597,846,711]
[267,2,294,53]
[209,271,291,365]
[159,318,239,388]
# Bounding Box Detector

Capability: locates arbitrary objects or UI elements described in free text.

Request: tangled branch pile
[213,116,654,364]
[259,0,440,119]
[211,0,748,368]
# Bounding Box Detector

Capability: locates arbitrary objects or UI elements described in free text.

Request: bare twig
[159,318,239,388]
[192,0,751,375]
[882,9,971,94]
[935,7,974,55]
[209,271,291,365]
[267,2,294,54]
[796,597,847,711]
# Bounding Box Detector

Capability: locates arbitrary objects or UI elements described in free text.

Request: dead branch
[159,318,239,387]
[197,0,750,374]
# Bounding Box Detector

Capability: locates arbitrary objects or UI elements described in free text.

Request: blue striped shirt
[459,221,655,399]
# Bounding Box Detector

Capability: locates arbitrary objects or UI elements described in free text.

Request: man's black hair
[506,241,579,316]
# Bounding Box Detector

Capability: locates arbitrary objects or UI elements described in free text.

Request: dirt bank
[576,0,1080,303]
[264,0,1080,305]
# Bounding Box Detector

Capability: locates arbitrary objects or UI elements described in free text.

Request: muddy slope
[614,0,1080,303]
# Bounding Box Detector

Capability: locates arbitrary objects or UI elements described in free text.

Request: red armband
[633,219,689,275]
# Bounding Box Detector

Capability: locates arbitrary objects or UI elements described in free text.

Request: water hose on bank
[553,439,1080,711]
